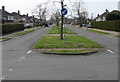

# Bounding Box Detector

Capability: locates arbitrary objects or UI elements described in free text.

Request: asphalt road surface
[1,25,118,80]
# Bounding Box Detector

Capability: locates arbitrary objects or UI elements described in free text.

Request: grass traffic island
[34,26,103,55]
[0,37,12,42]
[48,26,77,34]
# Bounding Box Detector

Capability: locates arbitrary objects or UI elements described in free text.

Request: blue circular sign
[61,8,68,15]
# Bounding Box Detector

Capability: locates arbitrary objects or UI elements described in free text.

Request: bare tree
[80,11,88,24]
[52,9,61,26]
[34,3,47,23]
[72,1,88,27]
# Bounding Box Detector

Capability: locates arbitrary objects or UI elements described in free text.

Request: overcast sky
[0,0,119,18]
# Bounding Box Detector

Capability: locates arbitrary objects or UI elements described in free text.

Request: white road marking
[0,76,6,80]
[105,35,112,37]
[17,56,26,62]
[27,50,32,54]
[8,69,13,72]
[20,56,26,59]
[107,49,115,53]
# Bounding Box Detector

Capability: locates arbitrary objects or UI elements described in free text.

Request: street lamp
[32,12,35,31]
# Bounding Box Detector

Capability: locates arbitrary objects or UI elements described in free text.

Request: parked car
[44,24,49,27]
[49,23,53,25]
[82,24,91,28]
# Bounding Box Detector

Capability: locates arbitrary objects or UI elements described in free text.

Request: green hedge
[91,20,120,32]
[2,23,25,35]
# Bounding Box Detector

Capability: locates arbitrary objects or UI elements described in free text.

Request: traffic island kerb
[43,50,98,55]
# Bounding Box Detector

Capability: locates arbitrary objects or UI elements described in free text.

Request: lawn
[13,30,34,36]
[48,26,77,34]
[34,36,102,49]
[87,29,110,34]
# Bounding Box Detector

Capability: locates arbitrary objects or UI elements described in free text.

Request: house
[21,13,29,22]
[2,6,14,23]
[1,6,40,24]
[93,9,109,22]
[0,9,2,23]
[10,10,23,23]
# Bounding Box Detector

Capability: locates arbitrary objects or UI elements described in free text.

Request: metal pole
[32,12,34,30]
[60,1,64,40]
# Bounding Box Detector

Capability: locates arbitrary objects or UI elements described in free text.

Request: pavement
[1,25,119,80]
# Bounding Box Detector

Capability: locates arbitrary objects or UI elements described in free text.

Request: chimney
[106,9,109,12]
[2,6,5,11]
[27,13,28,16]
[18,10,20,14]
[97,14,100,17]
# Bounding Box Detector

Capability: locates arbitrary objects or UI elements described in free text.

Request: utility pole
[60,0,64,40]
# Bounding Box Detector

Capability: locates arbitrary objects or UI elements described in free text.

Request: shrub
[91,20,120,32]
[106,12,120,21]
[2,23,25,35]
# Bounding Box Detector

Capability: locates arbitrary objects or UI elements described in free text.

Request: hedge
[91,20,120,32]
[2,23,25,35]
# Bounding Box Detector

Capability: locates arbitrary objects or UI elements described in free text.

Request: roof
[93,10,109,21]
[2,10,13,16]
[21,14,29,19]
[11,12,21,17]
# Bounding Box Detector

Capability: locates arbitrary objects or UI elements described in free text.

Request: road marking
[105,35,112,37]
[20,56,26,59]
[27,50,32,54]
[8,69,13,72]
[17,56,26,62]
[107,49,115,53]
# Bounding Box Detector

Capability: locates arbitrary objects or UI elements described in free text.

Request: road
[1,25,118,80]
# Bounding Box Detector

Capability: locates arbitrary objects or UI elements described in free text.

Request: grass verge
[13,30,34,36]
[34,36,102,49]
[87,29,110,34]
[0,37,12,41]
[115,35,120,37]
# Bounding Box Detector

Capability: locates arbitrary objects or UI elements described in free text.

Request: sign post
[61,8,68,40]
[61,8,68,15]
